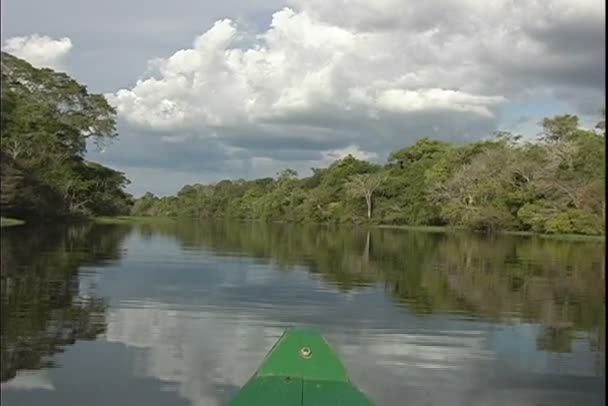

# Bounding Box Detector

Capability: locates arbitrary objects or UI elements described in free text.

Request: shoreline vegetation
[92,216,606,241]
[1,52,605,239]
[378,223,606,241]
[93,216,177,225]
[0,217,25,228]
[1,52,131,223]
[130,112,605,238]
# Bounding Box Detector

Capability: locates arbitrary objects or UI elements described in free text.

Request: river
[0,221,605,405]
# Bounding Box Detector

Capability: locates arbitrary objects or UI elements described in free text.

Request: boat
[230,328,373,405]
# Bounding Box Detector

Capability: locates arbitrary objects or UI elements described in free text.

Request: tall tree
[346,173,386,220]
[540,114,579,143]
[0,52,130,218]
[596,107,605,135]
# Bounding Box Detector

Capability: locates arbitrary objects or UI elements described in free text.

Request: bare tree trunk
[70,199,90,214]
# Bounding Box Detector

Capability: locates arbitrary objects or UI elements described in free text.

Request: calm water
[0,221,605,405]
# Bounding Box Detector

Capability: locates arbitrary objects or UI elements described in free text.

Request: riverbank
[497,229,606,241]
[375,224,459,233]
[377,224,605,241]
[0,217,25,228]
[93,216,177,225]
[94,216,605,241]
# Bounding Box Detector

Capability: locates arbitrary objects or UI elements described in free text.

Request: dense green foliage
[133,112,605,235]
[0,52,132,219]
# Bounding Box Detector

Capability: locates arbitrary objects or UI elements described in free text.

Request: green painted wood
[257,328,349,382]
[229,328,374,405]
[304,380,374,406]
[230,376,302,406]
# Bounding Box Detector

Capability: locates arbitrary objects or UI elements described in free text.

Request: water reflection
[0,221,605,405]
[146,221,605,353]
[0,224,130,382]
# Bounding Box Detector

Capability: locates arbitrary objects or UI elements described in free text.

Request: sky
[1,0,605,196]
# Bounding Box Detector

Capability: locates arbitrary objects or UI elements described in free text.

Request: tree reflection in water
[0,220,604,383]
[0,224,131,381]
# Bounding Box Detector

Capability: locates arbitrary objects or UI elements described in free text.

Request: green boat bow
[230,328,373,405]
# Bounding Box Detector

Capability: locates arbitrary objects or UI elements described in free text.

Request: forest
[0,51,604,235]
[0,52,132,220]
[133,112,605,235]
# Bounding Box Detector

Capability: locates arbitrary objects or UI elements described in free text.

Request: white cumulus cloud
[87,0,604,192]
[2,34,73,71]
[109,7,508,134]
[319,145,378,166]
[108,0,603,136]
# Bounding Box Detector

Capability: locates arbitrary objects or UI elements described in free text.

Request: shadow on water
[0,223,132,382]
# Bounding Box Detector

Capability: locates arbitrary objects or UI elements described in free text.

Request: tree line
[1,51,603,235]
[0,52,132,220]
[133,111,605,235]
